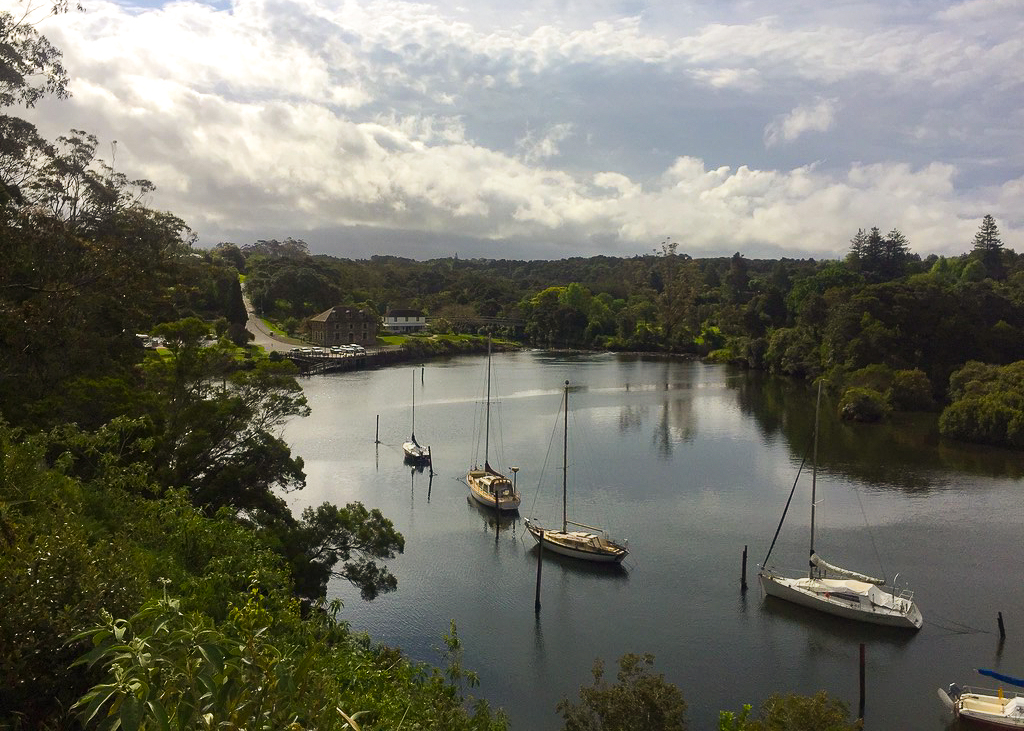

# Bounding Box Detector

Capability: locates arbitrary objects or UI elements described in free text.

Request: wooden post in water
[375,415,380,444]
[534,530,544,614]
[998,612,1006,639]
[741,545,748,592]
[858,643,866,722]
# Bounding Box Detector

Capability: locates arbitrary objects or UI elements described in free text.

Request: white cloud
[763,98,838,147]
[516,122,574,162]
[13,0,1022,259]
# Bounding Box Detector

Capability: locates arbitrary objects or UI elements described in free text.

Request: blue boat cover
[978,669,1024,688]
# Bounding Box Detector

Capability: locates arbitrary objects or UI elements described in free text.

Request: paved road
[243,295,303,353]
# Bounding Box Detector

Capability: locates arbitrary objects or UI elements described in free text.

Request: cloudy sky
[16,0,1024,260]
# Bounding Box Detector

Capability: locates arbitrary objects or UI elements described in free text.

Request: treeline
[235,227,1024,449]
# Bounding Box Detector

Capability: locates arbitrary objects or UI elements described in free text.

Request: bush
[557,653,687,731]
[940,361,1024,448]
[889,369,935,411]
[720,691,862,730]
[838,387,891,422]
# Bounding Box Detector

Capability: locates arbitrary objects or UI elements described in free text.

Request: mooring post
[375,415,380,444]
[534,530,544,614]
[858,643,866,722]
[741,545,748,592]
[998,611,1006,639]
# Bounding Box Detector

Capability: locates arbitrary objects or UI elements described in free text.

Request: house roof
[386,309,424,317]
[310,306,372,322]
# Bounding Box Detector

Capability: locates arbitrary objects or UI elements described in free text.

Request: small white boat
[402,369,431,465]
[466,338,520,511]
[525,381,628,564]
[939,670,1024,728]
[758,382,922,629]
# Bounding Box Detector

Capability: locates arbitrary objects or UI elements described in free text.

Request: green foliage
[718,705,753,731]
[764,327,820,378]
[557,653,687,731]
[279,502,405,601]
[839,386,890,422]
[940,361,1024,448]
[889,368,935,411]
[971,214,1005,279]
[72,592,507,731]
[0,8,70,109]
[721,691,861,730]
[845,364,893,394]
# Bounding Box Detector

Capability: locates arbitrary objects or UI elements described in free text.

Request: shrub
[838,387,890,422]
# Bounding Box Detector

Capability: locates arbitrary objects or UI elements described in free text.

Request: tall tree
[972,214,1004,279]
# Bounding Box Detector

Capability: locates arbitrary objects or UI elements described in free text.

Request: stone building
[308,306,378,347]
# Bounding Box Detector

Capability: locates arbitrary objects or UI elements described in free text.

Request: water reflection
[725,368,1024,491]
[759,595,917,650]
[409,466,433,504]
[525,544,630,582]
[465,496,520,537]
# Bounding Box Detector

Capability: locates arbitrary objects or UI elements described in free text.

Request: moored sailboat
[939,669,1024,728]
[466,338,520,511]
[402,369,430,465]
[757,382,923,629]
[525,381,628,564]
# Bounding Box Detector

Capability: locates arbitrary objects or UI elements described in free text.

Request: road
[242,295,303,353]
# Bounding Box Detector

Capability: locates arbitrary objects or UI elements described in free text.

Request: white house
[384,308,426,333]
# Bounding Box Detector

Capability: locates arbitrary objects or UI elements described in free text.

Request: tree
[274,502,405,600]
[557,653,687,731]
[0,6,69,109]
[881,228,910,279]
[846,228,867,265]
[142,319,310,520]
[972,214,1004,279]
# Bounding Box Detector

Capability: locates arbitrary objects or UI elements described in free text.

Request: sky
[13,0,1024,260]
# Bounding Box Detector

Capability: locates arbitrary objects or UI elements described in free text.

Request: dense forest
[0,7,1018,731]
[237,222,1024,449]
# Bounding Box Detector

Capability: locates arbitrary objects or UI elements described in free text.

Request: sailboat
[758,382,923,629]
[402,369,431,465]
[524,381,628,564]
[939,669,1024,728]
[466,338,520,511]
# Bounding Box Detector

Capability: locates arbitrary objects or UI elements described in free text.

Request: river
[283,351,1024,730]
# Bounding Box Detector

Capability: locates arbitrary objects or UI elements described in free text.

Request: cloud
[763,98,838,147]
[516,122,575,163]
[16,0,1023,260]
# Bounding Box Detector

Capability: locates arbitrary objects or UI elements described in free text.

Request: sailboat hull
[467,469,520,511]
[759,571,923,629]
[403,442,430,463]
[525,520,627,563]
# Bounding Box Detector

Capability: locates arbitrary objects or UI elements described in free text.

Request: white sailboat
[939,669,1024,728]
[466,338,520,511]
[525,381,628,564]
[402,369,431,465]
[758,382,923,629]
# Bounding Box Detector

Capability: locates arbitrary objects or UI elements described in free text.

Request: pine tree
[972,214,1004,279]
[972,214,1002,253]
[846,228,867,269]
[882,228,910,279]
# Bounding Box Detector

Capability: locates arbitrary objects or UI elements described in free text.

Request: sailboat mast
[410,369,415,438]
[562,380,569,533]
[484,336,491,467]
[809,380,822,577]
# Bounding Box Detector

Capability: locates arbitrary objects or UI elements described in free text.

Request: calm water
[284,352,1024,730]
